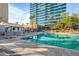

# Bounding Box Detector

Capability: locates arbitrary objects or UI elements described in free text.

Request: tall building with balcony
[0,3,8,22]
[30,3,66,27]
[30,3,79,27]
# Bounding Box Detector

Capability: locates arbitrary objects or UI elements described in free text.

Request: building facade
[0,3,8,22]
[30,3,66,26]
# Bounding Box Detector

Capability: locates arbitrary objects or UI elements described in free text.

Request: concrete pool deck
[0,38,79,56]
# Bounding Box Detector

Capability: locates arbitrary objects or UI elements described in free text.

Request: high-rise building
[30,3,79,27]
[0,3,8,22]
[30,3,66,26]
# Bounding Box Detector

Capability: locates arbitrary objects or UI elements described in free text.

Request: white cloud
[9,5,25,15]
[8,5,30,24]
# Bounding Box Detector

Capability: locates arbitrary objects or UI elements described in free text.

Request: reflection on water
[22,34,79,50]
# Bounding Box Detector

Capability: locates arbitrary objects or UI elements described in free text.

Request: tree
[71,13,79,29]
[53,20,61,29]
[60,12,75,29]
[49,14,53,20]
[29,14,36,29]
[72,13,79,23]
[53,12,69,29]
[29,14,35,21]
[53,12,77,30]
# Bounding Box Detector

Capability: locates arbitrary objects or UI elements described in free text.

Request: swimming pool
[21,33,79,50]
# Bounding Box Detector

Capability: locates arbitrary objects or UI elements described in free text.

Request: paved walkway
[0,39,79,56]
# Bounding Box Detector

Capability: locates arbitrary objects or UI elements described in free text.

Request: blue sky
[9,3,30,24]
[9,3,79,24]
[67,3,79,15]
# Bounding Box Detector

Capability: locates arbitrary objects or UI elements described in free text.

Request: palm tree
[72,13,79,29]
[29,14,36,29]
[49,14,54,29]
[72,13,79,23]
[59,12,75,30]
[49,14,53,20]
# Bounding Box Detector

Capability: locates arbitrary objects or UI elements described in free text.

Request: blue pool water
[21,33,79,50]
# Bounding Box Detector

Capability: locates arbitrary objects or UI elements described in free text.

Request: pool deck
[0,32,44,39]
[0,38,79,56]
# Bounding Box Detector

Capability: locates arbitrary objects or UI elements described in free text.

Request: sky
[67,3,79,15]
[8,3,79,24]
[9,3,30,24]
